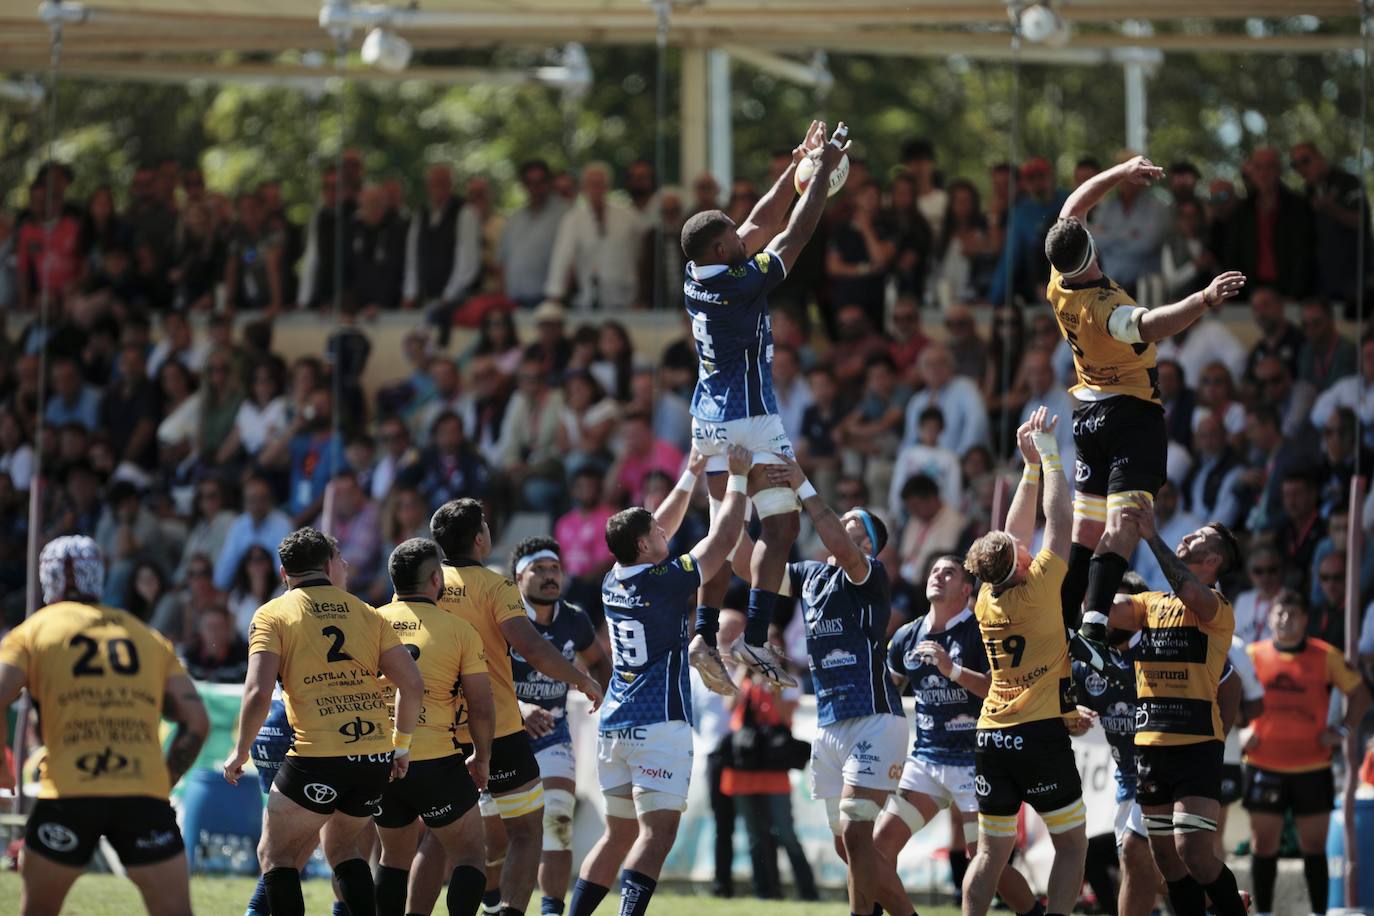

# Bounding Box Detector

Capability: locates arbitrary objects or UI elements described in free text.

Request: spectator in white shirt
[220,361,289,462]
[901,343,989,458]
[771,344,812,447]
[544,162,642,310]
[1236,543,1286,645]
[889,406,962,519]
[1091,169,1171,297]
[1156,317,1247,387]
[499,159,571,309]
[901,138,947,244]
[1130,481,1203,594]
[146,311,208,380]
[1311,333,1374,450]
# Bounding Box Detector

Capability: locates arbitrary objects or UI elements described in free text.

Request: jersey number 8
[610,619,649,668]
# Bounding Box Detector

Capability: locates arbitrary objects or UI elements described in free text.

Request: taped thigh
[1143,813,1175,837]
[752,486,800,519]
[632,788,687,816]
[1172,812,1217,834]
[978,812,1019,839]
[494,783,544,820]
[541,788,576,852]
[1106,490,1153,514]
[882,794,927,834]
[602,791,636,820]
[838,796,882,823]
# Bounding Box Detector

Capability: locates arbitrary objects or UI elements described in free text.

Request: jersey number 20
[611,619,648,667]
[70,634,140,677]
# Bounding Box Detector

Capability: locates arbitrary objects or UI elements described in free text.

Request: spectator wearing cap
[901,343,988,458]
[349,184,407,313]
[498,354,567,510]
[500,160,572,310]
[1243,286,1305,382]
[1291,141,1371,308]
[987,156,1067,306]
[1090,150,1173,296]
[544,162,641,310]
[1298,298,1358,392]
[45,356,101,432]
[1311,333,1374,450]
[1223,147,1314,298]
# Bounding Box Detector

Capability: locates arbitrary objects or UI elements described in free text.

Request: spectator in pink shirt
[314,470,382,597]
[553,466,618,628]
[609,411,685,505]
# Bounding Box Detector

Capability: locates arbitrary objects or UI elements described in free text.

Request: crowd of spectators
[1,137,1373,692]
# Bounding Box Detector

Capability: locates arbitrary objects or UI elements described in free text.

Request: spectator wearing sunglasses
[1233,547,1286,645]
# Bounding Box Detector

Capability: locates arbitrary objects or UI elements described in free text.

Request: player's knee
[755,488,801,527]
[541,789,576,852]
[839,797,881,848]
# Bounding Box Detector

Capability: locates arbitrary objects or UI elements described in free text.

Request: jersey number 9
[610,619,649,668]
[986,635,1026,670]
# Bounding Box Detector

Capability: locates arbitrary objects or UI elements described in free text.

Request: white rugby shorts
[810,713,909,799]
[596,721,693,800]
[1114,797,1147,849]
[692,414,796,473]
[899,756,979,814]
[535,741,576,784]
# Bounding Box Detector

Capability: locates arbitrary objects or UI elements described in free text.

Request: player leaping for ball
[1044,155,1246,672]
[678,119,850,693]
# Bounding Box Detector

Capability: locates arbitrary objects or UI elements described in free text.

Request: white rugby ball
[795,152,850,197]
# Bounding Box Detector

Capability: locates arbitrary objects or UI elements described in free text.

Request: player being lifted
[961,408,1087,916]
[223,527,426,916]
[509,536,613,916]
[0,536,208,916]
[567,445,751,916]
[372,537,496,916]
[678,119,850,692]
[1108,496,1248,916]
[1044,155,1246,667]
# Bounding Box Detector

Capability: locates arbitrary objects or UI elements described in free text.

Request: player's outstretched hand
[1118,493,1157,540]
[725,444,752,477]
[686,444,709,477]
[818,122,850,172]
[577,671,605,712]
[222,748,249,786]
[523,706,556,739]
[390,750,410,782]
[763,453,806,490]
[466,752,489,791]
[792,119,826,164]
[1204,270,1247,307]
[1124,155,1165,186]
[1015,414,1042,466]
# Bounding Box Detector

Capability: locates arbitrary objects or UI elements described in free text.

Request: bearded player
[1045,155,1246,669]
[679,120,850,692]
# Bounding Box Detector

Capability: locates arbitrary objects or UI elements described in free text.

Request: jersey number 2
[322,626,353,663]
[611,620,648,667]
[70,634,141,677]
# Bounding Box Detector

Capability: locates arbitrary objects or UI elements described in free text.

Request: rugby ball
[795,152,850,197]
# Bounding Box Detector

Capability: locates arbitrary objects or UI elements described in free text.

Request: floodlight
[361,26,412,72]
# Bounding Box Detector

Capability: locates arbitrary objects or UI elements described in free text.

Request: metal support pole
[651,0,669,310]
[707,49,732,194]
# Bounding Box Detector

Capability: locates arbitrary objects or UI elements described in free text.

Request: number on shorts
[70,634,141,677]
[611,619,649,668]
[986,635,1027,670]
[691,313,716,360]
[322,626,352,663]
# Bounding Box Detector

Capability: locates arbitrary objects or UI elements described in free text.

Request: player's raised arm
[1034,414,1072,560]
[1059,154,1163,222]
[1120,495,1220,620]
[1003,410,1046,546]
[765,454,871,583]
[690,445,753,580]
[652,446,709,542]
[1135,270,1247,343]
[767,123,851,273]
[163,673,209,789]
[736,119,824,254]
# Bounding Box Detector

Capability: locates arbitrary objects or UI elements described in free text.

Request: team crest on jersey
[728,265,747,278]
[920,674,946,690]
[1084,671,1109,696]
[1075,460,1091,483]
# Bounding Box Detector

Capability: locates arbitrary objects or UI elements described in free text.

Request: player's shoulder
[890,618,919,646]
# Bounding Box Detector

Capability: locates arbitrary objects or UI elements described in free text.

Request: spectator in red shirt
[608,411,684,505]
[1223,147,1314,299]
[17,163,86,310]
[553,467,619,628]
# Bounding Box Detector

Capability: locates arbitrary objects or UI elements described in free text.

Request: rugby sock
[1061,543,1094,629]
[948,847,969,896]
[1166,874,1207,916]
[1302,853,1328,915]
[745,589,778,645]
[541,896,566,915]
[1020,903,1046,916]
[375,865,409,916]
[334,904,351,916]
[567,879,609,916]
[1252,854,1278,913]
[247,874,271,915]
[498,908,525,916]
[1081,552,1129,643]
[694,604,720,643]
[483,888,504,914]
[618,869,657,916]
[447,866,487,916]
[334,858,374,916]
[263,866,306,916]
[1201,864,1247,916]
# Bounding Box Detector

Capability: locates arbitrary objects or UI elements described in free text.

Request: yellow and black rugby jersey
[974,550,1075,729]
[374,597,487,762]
[1126,589,1234,746]
[248,579,401,757]
[0,602,186,800]
[419,560,526,741]
[1048,267,1161,406]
